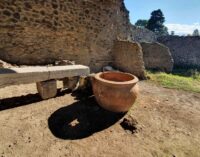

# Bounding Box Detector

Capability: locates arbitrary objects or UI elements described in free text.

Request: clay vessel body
[91,72,139,112]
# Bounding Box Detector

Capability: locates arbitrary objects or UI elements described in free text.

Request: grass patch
[147,70,200,93]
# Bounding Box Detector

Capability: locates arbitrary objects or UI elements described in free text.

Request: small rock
[102,66,117,72]
[55,60,75,66]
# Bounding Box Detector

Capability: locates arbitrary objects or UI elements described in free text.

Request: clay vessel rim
[94,71,139,85]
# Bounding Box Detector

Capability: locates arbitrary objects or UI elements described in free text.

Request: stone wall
[158,36,200,69]
[131,26,157,43]
[112,40,146,79]
[0,0,134,72]
[141,42,174,72]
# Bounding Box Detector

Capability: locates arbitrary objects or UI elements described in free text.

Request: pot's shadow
[48,95,126,140]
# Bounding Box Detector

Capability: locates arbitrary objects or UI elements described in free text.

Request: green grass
[147,70,200,93]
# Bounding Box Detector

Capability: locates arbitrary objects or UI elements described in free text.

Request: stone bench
[0,65,90,99]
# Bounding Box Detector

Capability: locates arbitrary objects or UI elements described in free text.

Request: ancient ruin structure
[0,0,151,78]
[2,0,194,78]
[0,65,89,98]
[130,26,157,43]
[141,42,174,72]
[112,40,145,78]
[158,36,200,69]
[0,1,139,70]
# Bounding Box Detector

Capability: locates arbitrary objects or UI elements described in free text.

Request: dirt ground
[0,81,200,157]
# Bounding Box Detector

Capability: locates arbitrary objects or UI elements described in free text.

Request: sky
[124,0,200,35]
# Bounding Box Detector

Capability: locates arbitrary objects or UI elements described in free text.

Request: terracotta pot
[91,71,139,112]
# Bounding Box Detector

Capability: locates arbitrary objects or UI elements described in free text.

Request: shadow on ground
[48,95,126,140]
[0,88,71,111]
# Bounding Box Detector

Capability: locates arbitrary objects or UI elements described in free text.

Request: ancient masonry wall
[158,36,200,69]
[141,42,174,72]
[112,40,146,79]
[0,0,133,72]
[131,26,157,43]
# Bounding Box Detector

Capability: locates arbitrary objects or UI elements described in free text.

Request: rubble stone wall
[158,36,200,69]
[112,40,146,79]
[131,26,157,43]
[141,42,174,72]
[0,0,133,72]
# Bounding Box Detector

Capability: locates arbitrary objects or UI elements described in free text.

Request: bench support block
[36,80,57,99]
[62,77,79,90]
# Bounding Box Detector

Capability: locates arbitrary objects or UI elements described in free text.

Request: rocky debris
[0,59,16,68]
[78,76,91,90]
[141,42,174,72]
[0,59,54,68]
[55,60,75,66]
[102,66,118,72]
[62,77,79,91]
[120,116,138,134]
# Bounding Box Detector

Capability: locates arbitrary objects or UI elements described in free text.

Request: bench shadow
[0,68,17,74]
[48,96,126,140]
[0,88,71,111]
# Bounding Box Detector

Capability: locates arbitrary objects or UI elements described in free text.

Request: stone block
[62,76,79,90]
[36,80,57,99]
[112,40,146,79]
[141,42,174,72]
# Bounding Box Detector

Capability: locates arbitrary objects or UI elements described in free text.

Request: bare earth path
[0,81,200,157]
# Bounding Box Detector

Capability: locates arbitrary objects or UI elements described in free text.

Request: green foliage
[135,19,148,28]
[146,9,168,36]
[192,29,200,36]
[147,70,200,93]
[173,69,200,81]
[170,31,175,36]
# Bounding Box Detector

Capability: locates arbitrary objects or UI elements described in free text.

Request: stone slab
[112,40,146,79]
[0,65,90,88]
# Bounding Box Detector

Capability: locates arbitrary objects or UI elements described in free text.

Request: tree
[135,19,148,28]
[171,31,175,36]
[192,29,200,36]
[146,9,168,36]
